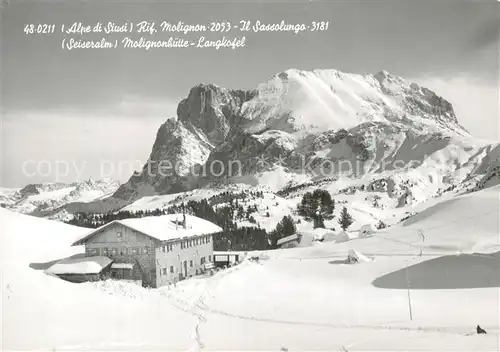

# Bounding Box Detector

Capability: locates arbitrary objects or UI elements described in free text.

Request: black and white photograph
[1,1,499,351]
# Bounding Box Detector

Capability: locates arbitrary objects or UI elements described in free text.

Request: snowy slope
[241,69,464,135]
[166,185,500,351]
[0,209,196,351]
[2,186,499,351]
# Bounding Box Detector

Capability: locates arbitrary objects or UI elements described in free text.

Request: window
[90,248,98,256]
[170,266,174,273]
[181,242,184,249]
[207,236,211,243]
[162,268,167,275]
[208,255,212,262]
[162,245,166,253]
[132,247,138,255]
[117,231,122,240]
[143,246,149,254]
[200,257,205,265]
[111,248,117,256]
[102,248,109,256]
[190,260,193,267]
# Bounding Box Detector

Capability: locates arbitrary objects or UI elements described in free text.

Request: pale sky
[1,0,498,187]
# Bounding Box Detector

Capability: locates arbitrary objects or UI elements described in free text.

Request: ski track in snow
[159,265,243,351]
[161,261,500,349]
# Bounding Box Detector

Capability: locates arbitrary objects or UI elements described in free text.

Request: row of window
[160,236,211,253]
[87,237,212,257]
[181,236,211,249]
[158,256,212,277]
[87,246,151,256]
[161,266,175,275]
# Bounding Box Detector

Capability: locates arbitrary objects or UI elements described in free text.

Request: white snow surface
[336,231,352,243]
[2,185,500,351]
[241,69,466,135]
[277,233,300,246]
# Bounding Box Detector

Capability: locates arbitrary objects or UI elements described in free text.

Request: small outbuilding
[277,232,315,249]
[45,256,113,283]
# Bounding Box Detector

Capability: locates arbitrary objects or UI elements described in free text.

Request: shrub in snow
[335,231,350,243]
[345,249,372,264]
[376,220,387,229]
[322,231,337,242]
[359,224,377,237]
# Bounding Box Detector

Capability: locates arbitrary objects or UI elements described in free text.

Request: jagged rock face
[113,86,256,200]
[177,84,255,143]
[109,68,494,204]
[113,118,212,200]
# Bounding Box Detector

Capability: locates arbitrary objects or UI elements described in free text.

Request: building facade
[72,214,220,288]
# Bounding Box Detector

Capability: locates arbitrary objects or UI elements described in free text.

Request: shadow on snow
[372,252,500,290]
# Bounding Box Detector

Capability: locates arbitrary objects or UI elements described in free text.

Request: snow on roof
[359,224,377,237]
[213,251,246,256]
[73,214,222,245]
[111,263,134,269]
[45,256,112,275]
[299,228,335,240]
[277,233,300,246]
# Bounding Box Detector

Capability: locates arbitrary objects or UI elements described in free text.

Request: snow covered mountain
[55,68,499,224]
[0,178,120,218]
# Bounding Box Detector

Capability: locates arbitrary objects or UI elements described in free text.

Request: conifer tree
[338,206,354,231]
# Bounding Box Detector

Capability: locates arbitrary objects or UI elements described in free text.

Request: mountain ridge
[110,68,478,201]
[15,68,499,223]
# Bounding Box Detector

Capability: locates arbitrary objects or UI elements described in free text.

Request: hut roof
[46,256,112,275]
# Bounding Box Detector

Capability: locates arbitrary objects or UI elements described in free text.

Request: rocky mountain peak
[176,83,255,144]
[106,67,480,204]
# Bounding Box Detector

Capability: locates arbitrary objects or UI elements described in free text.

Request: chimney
[182,212,187,230]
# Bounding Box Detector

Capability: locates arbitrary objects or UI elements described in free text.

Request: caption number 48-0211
[24,24,57,35]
